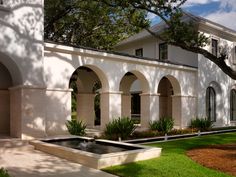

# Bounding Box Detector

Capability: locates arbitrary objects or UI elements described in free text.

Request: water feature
[43,138,141,154]
[30,136,162,169]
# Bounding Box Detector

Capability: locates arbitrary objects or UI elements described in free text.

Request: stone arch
[119,70,150,126]
[157,75,182,128]
[69,64,110,128]
[69,64,109,92]
[162,75,181,95]
[206,81,222,124]
[0,52,23,85]
[0,52,23,136]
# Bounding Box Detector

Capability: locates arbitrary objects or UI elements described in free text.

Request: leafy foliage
[99,0,236,79]
[190,117,213,131]
[149,117,174,133]
[44,0,148,50]
[104,117,136,140]
[66,119,86,136]
[0,168,10,177]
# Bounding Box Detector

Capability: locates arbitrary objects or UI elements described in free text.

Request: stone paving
[0,138,117,177]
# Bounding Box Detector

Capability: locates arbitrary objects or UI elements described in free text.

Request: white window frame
[211,38,218,57]
[135,48,143,57]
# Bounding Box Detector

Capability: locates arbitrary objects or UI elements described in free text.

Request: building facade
[0,1,235,139]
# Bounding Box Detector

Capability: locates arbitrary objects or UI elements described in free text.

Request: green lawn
[104,132,236,177]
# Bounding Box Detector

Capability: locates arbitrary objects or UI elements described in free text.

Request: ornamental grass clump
[104,117,136,140]
[190,117,213,131]
[149,117,174,133]
[0,168,10,177]
[66,119,86,136]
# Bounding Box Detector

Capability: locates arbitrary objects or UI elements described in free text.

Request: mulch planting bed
[187,144,236,176]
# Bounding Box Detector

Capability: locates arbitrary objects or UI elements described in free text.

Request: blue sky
[149,0,236,31]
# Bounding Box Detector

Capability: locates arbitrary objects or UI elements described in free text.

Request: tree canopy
[44,0,148,50]
[45,0,236,79]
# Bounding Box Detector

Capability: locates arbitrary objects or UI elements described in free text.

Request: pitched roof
[116,12,236,47]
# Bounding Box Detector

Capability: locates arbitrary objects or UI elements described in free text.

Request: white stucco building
[0,1,235,139]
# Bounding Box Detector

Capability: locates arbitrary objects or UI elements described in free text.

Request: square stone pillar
[9,85,46,139]
[172,95,182,129]
[121,93,131,118]
[140,93,160,129]
[77,92,96,128]
[100,91,122,129]
[181,95,197,128]
[45,88,72,136]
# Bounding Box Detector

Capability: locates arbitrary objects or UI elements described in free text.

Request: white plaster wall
[168,45,198,67]
[0,0,44,86]
[115,38,157,59]
[198,54,236,127]
[44,43,197,129]
[45,89,71,136]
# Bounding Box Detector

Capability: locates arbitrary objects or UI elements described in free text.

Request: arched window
[230,89,236,121]
[206,87,216,122]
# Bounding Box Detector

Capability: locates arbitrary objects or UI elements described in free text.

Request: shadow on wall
[0,1,72,138]
[198,55,230,126]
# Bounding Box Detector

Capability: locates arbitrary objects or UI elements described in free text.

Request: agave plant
[66,119,86,136]
[104,117,136,140]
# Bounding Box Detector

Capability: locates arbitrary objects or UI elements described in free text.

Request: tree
[99,0,236,79]
[44,0,148,50]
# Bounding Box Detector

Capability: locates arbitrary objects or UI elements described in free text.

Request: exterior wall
[197,27,236,127]
[1,0,235,139]
[0,0,44,86]
[115,38,158,59]
[0,0,45,139]
[197,54,236,126]
[45,89,71,136]
[44,43,198,129]
[168,45,198,67]
[115,38,198,67]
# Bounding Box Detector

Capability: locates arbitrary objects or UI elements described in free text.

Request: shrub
[190,117,213,131]
[104,117,136,140]
[0,168,10,177]
[66,119,86,136]
[131,130,163,139]
[149,117,174,133]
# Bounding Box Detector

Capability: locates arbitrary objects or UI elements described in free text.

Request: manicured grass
[104,132,236,177]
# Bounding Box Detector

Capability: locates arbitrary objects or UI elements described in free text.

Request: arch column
[100,91,122,129]
[121,93,131,117]
[172,95,182,128]
[140,93,160,129]
[77,92,96,128]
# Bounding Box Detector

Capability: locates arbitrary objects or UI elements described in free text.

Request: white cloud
[205,11,236,30]
[183,0,219,7]
[220,0,236,11]
[147,12,157,21]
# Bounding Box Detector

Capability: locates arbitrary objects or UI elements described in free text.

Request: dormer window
[135,48,143,57]
[211,39,218,56]
[159,43,168,60]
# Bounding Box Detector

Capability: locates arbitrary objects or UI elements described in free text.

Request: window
[211,39,218,56]
[135,48,143,57]
[0,0,3,5]
[159,43,168,60]
[206,87,216,122]
[230,89,236,121]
